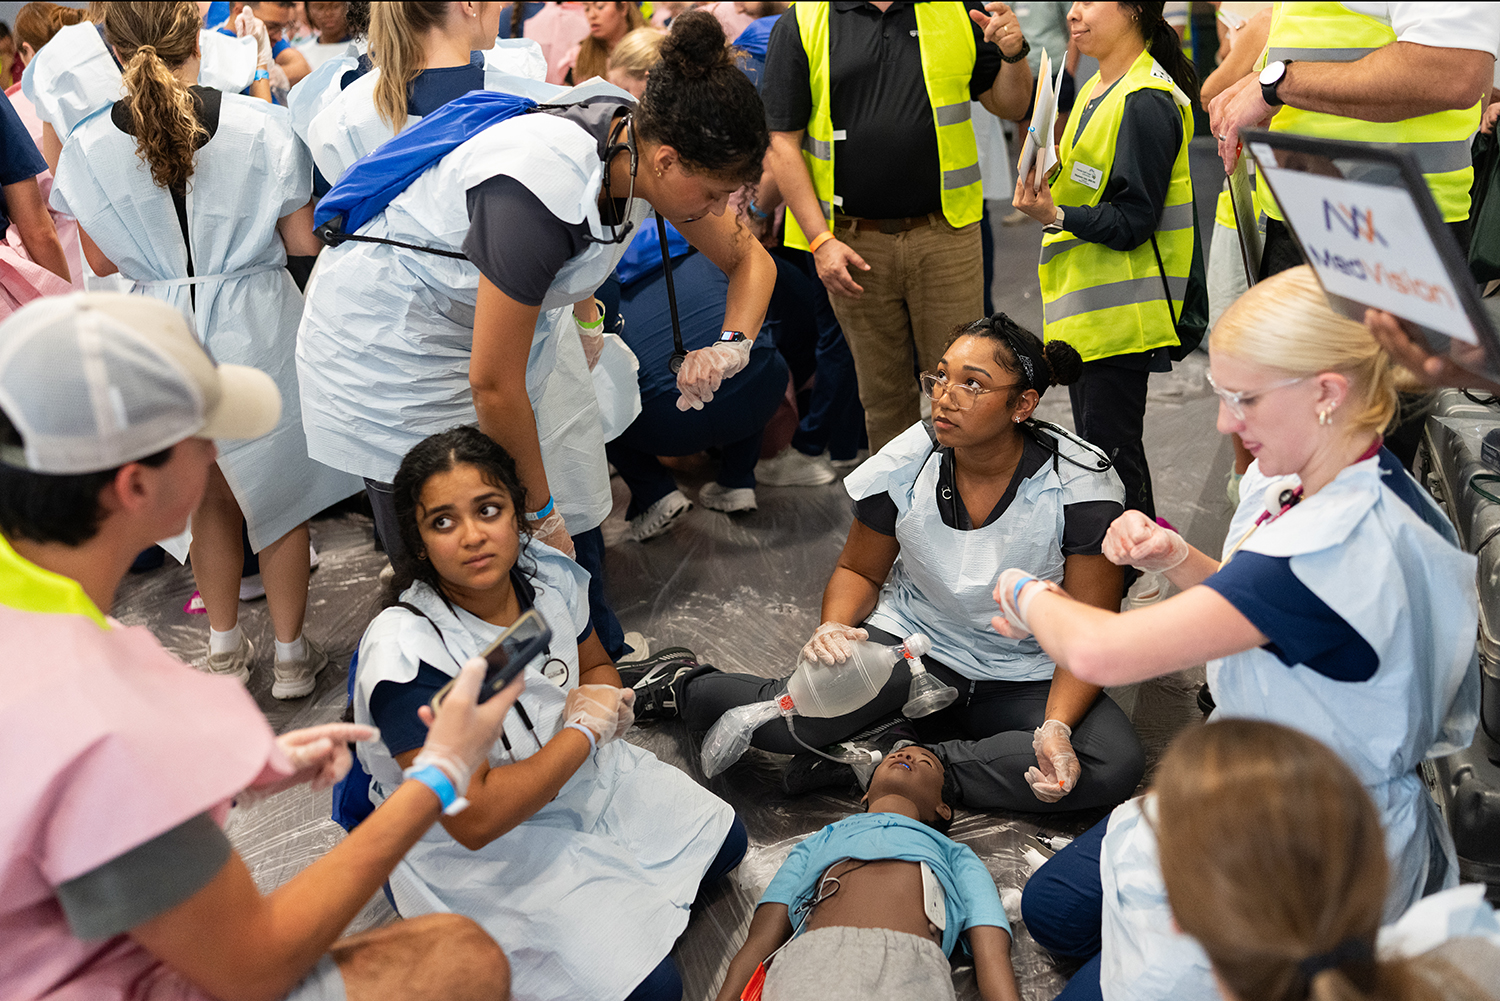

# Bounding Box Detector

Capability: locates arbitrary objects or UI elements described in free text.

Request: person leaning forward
[763,1,1032,452]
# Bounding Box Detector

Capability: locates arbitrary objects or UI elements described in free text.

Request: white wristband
[563,721,597,754]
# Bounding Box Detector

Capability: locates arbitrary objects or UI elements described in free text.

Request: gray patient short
[763,925,956,1001]
[283,955,347,1001]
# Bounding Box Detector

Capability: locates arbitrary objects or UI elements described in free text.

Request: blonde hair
[103,2,206,191]
[1155,721,1487,1001]
[574,1,648,84]
[606,26,665,80]
[1211,265,1421,436]
[368,1,451,133]
[14,2,86,56]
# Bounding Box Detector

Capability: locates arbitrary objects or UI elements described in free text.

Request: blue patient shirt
[760,812,1009,957]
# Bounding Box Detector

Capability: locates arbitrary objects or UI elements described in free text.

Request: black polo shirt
[762,1,1005,219]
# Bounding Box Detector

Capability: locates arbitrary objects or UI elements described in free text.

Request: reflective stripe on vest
[784,1,982,251]
[1261,1,1480,223]
[1036,49,1195,363]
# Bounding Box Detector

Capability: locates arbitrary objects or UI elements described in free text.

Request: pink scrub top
[0,533,284,1000]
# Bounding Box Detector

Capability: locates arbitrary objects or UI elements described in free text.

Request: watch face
[1259,61,1284,86]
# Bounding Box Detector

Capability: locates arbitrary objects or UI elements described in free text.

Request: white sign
[1262,167,1478,344]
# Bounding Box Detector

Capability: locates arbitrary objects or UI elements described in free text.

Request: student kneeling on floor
[0,293,515,1001]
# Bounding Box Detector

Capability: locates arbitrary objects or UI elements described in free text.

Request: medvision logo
[1303,199,1455,309]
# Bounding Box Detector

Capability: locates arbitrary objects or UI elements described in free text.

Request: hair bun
[658,8,730,79]
[1042,339,1083,387]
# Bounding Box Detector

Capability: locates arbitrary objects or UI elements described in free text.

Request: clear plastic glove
[990,568,1062,639]
[529,510,575,559]
[675,339,752,411]
[575,298,605,370]
[1025,719,1081,803]
[240,723,380,804]
[1101,510,1189,573]
[414,656,525,796]
[234,7,274,70]
[801,621,868,665]
[564,683,632,746]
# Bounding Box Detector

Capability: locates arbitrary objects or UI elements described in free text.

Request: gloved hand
[575,298,605,370]
[529,510,575,559]
[1101,510,1189,572]
[801,621,868,665]
[564,684,633,747]
[240,723,380,803]
[675,339,752,411]
[234,7,274,72]
[990,568,1062,639]
[414,656,525,797]
[1025,719,1081,803]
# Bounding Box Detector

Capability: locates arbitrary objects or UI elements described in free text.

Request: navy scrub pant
[1021,816,1110,1001]
[678,624,1145,813]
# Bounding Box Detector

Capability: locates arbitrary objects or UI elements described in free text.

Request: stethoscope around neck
[591,112,689,374]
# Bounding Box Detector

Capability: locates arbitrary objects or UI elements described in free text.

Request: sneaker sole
[202,663,251,684]
[698,492,757,513]
[628,501,693,542]
[756,469,836,487]
[271,653,329,700]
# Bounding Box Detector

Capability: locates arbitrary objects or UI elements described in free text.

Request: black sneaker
[618,647,699,721]
[781,753,858,795]
[1197,682,1216,716]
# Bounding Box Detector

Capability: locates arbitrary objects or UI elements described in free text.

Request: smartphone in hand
[431,609,552,710]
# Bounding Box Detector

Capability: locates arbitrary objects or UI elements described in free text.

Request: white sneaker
[239,573,266,601]
[272,637,329,700]
[202,636,254,683]
[829,450,869,473]
[626,489,693,542]
[619,632,651,663]
[755,446,836,487]
[699,482,757,512]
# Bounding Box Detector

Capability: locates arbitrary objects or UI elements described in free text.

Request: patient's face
[866,745,948,823]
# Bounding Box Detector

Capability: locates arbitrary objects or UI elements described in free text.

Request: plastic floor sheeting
[110,180,1237,1001]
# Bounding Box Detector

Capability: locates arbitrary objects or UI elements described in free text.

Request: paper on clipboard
[1017,50,1064,191]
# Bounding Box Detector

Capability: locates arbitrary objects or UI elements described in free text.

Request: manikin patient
[715,743,1021,1001]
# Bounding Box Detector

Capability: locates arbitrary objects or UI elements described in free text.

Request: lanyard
[1226,437,1383,559]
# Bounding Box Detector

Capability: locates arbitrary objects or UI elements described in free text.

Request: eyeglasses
[1206,371,1307,420]
[919,372,1019,411]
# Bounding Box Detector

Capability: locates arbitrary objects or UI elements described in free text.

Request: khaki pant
[827,214,984,452]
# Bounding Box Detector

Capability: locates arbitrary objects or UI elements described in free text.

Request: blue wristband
[527,495,555,520]
[1011,574,1039,611]
[253,68,270,81]
[403,764,469,815]
[563,721,598,754]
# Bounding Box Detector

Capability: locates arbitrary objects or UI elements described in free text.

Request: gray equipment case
[1420,389,1500,900]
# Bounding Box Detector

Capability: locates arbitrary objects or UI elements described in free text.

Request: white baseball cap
[0,292,281,474]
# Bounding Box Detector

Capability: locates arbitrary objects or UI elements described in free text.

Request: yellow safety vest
[0,530,108,626]
[1038,48,1196,362]
[785,1,983,250]
[1262,1,1481,223]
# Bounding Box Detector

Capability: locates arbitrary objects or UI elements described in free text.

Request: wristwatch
[1259,60,1293,107]
[1042,207,1065,234]
[1000,37,1031,64]
[718,330,748,343]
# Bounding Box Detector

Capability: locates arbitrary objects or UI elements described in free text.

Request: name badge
[1071,161,1103,190]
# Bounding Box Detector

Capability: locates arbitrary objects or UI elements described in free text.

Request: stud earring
[1317,407,1333,426]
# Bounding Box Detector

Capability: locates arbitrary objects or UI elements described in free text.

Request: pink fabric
[4,82,87,297]
[705,2,754,42]
[523,1,592,85]
[0,609,283,1001]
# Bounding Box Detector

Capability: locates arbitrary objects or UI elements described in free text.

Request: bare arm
[277,46,311,87]
[714,903,794,1001]
[1199,7,1271,105]
[766,129,869,298]
[1043,553,1122,729]
[3,177,70,283]
[577,629,622,688]
[276,201,322,257]
[969,925,1021,1001]
[394,731,591,851]
[470,277,550,512]
[129,781,449,1001]
[820,520,903,627]
[1275,43,1492,121]
[41,121,62,174]
[674,208,776,340]
[1015,585,1268,687]
[971,3,1033,121]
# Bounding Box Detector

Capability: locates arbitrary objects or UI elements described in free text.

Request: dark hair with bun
[635,9,769,182]
[950,313,1082,399]
[1118,1,1200,106]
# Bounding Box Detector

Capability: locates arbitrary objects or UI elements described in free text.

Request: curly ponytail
[103,2,205,191]
[635,9,768,182]
[1119,1,1199,107]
